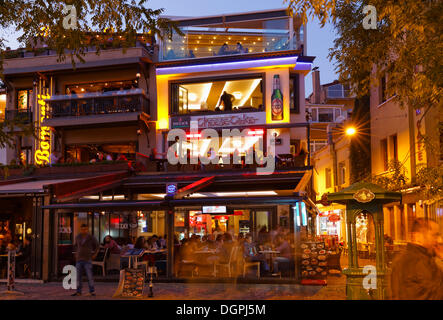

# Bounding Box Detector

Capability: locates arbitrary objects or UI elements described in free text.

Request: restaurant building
[1,8,319,282]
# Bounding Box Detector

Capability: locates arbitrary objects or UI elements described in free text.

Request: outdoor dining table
[258,250,280,273]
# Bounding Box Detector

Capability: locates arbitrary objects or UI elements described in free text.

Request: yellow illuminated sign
[34,92,51,165]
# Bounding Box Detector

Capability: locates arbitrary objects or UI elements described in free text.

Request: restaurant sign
[170,112,266,129]
[34,78,52,166]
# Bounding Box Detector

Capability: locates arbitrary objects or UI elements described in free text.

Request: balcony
[160,9,304,61]
[307,106,347,124]
[5,109,33,123]
[44,89,150,127]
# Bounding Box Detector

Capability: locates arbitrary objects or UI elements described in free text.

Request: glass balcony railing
[160,20,304,61]
[46,89,150,118]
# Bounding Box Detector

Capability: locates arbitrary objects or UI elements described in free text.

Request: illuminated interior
[0,94,5,121]
[172,77,263,114]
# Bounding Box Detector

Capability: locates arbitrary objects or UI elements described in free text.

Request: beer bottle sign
[271,75,283,120]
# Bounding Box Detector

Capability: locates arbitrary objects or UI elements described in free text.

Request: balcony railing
[5,109,33,123]
[160,25,304,61]
[46,89,150,118]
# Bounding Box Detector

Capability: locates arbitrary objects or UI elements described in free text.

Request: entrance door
[252,208,276,241]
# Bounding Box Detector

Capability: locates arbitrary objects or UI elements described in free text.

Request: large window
[325,167,332,189]
[0,94,5,121]
[17,89,33,110]
[381,138,388,171]
[171,76,264,115]
[290,74,300,113]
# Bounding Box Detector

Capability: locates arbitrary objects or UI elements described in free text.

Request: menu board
[300,241,328,282]
[121,268,145,298]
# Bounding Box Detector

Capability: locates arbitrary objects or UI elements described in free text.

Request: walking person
[390,218,443,300]
[72,224,99,296]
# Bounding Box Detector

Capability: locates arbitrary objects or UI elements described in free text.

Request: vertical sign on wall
[34,77,52,165]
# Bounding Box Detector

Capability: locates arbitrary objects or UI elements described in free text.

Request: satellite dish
[335,116,345,123]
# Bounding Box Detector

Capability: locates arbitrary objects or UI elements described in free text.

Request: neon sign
[34,82,51,166]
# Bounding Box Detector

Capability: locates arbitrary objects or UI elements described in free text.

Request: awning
[0,171,129,200]
[0,177,80,197]
[41,195,304,210]
[45,171,129,202]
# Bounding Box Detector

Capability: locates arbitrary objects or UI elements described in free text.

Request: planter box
[0,168,25,178]
[34,162,129,175]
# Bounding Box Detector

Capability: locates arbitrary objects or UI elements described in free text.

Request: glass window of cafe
[174,129,266,160]
[170,75,264,115]
[174,206,281,241]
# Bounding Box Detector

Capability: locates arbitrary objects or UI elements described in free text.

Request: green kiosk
[327,182,401,300]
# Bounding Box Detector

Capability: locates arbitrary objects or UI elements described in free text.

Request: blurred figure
[16,238,31,278]
[272,234,292,275]
[390,218,443,300]
[134,236,146,250]
[243,234,269,274]
[102,235,120,254]
[72,224,99,296]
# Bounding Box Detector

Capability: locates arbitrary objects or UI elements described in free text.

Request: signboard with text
[170,112,266,129]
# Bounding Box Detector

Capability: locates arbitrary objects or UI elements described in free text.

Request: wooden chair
[92,247,109,276]
[242,258,260,278]
[215,246,238,277]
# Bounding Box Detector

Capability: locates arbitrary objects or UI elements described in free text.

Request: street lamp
[345,126,356,136]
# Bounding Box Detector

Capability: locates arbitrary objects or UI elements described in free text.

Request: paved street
[0,275,346,300]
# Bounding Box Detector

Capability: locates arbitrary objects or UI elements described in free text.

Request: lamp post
[327,124,357,192]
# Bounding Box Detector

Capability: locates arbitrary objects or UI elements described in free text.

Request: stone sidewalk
[0,275,346,300]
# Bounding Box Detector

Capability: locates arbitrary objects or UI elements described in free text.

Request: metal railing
[46,89,150,118]
[5,109,33,123]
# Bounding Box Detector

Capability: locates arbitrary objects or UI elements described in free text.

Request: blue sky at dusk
[1,0,338,97]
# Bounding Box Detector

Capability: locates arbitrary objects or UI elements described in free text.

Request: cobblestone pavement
[0,275,346,300]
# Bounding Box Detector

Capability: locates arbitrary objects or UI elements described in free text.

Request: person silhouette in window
[217,91,234,112]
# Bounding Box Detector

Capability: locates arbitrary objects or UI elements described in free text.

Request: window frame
[290,73,300,114]
[169,73,266,116]
[16,88,33,110]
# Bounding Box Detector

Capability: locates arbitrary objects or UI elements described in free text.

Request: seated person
[218,43,229,55]
[243,234,269,274]
[102,235,121,254]
[272,234,292,274]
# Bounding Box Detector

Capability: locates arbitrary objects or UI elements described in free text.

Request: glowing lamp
[345,127,356,136]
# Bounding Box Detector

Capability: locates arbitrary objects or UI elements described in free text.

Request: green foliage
[370,160,408,191]
[0,0,180,72]
[416,165,443,199]
[286,0,443,111]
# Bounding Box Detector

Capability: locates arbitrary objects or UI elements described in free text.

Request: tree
[286,0,442,111]
[0,0,178,152]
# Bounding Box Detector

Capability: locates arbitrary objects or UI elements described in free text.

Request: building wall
[155,66,308,155]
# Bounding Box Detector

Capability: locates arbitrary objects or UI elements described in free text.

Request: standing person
[16,238,32,278]
[390,218,443,299]
[72,224,99,296]
[217,91,234,112]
